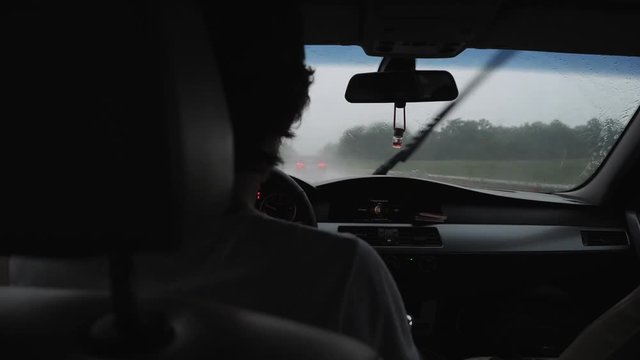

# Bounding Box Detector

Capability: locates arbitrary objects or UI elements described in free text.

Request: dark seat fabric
[0,1,381,359]
[0,287,379,360]
[464,284,640,360]
[1,1,184,255]
[558,284,640,360]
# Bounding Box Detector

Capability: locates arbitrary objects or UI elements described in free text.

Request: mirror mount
[378,57,416,72]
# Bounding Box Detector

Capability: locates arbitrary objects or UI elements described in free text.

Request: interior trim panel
[319,223,630,254]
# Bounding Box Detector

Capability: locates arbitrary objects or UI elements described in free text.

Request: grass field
[297,158,593,192]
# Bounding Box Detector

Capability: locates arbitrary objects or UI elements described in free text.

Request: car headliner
[301,0,640,58]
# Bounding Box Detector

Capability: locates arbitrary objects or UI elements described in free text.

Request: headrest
[1,1,233,255]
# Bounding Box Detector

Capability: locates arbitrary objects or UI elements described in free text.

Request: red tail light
[317,161,327,169]
[295,161,305,169]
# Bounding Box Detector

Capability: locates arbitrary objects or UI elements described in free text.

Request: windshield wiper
[372,50,517,175]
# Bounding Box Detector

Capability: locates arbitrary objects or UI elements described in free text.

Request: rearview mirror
[345,71,458,103]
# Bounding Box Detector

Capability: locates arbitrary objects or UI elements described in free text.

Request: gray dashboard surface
[319,223,629,254]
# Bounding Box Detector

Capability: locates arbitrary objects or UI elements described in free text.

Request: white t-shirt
[11,210,421,360]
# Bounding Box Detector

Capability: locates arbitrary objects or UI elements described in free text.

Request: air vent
[338,226,441,247]
[581,230,628,246]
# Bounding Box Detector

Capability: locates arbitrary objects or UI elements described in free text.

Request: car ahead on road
[285,156,329,182]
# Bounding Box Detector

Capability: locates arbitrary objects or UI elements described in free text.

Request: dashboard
[292,176,631,253]
[256,173,640,359]
[256,173,634,256]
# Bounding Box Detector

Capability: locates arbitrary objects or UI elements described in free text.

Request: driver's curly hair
[205,3,314,172]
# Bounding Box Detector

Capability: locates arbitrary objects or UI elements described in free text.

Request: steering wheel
[255,167,317,227]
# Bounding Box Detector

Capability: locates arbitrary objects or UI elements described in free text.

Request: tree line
[322,118,625,163]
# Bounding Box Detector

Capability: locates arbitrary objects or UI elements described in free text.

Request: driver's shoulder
[247,211,371,257]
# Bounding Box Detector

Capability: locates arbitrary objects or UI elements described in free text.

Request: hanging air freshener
[392,102,406,148]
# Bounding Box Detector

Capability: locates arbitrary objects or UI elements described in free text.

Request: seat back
[0,1,380,359]
[0,286,379,360]
[559,284,640,360]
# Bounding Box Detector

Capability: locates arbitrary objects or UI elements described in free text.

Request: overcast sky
[288,47,640,155]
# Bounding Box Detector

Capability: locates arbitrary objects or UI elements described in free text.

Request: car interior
[2,1,640,360]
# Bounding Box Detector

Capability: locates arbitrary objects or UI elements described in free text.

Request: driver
[10,3,422,360]
[197,4,421,360]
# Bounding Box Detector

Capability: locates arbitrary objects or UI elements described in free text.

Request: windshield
[280,46,640,193]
